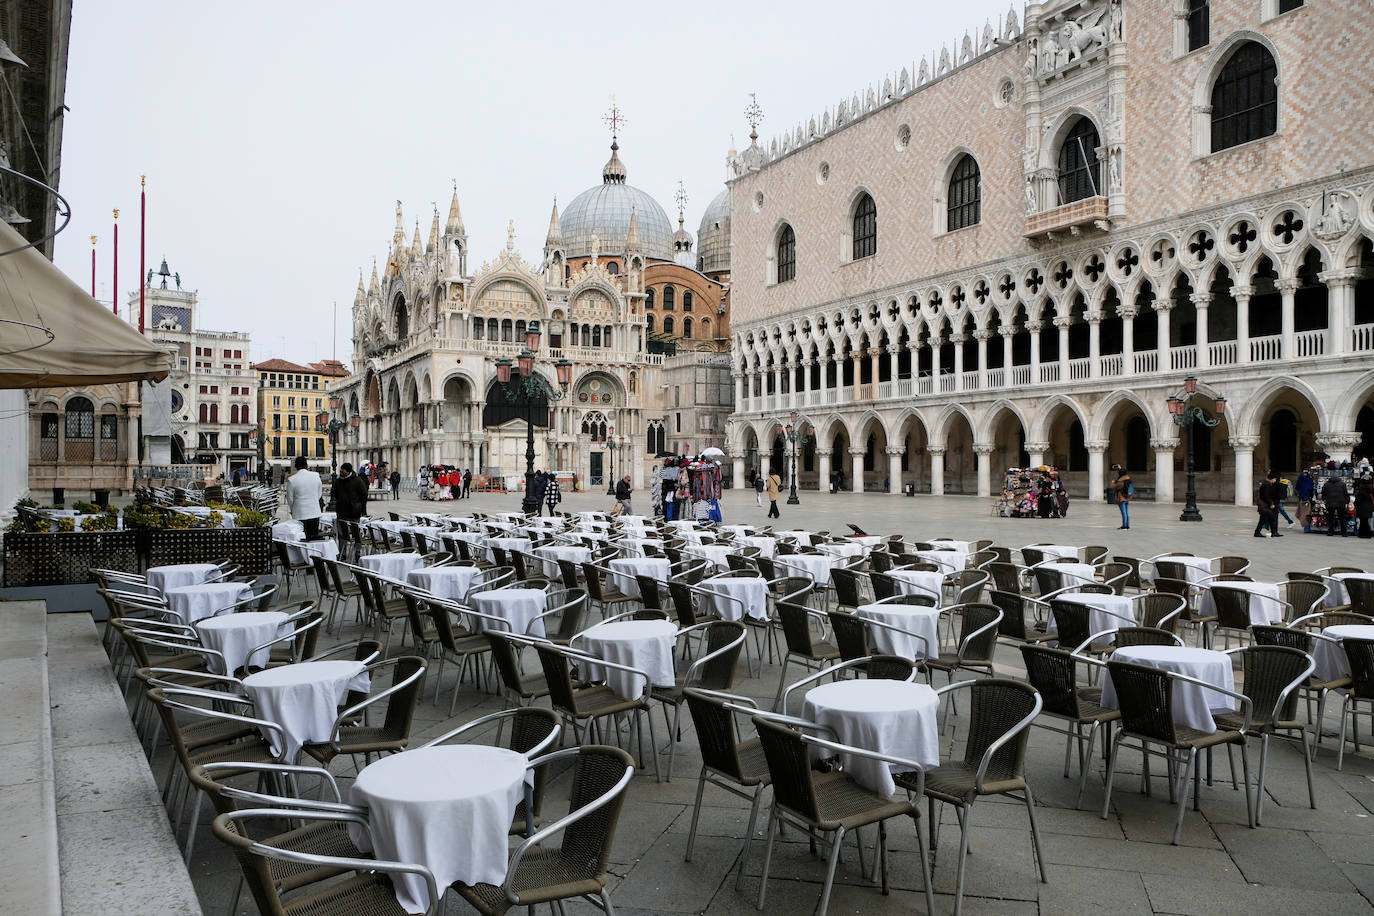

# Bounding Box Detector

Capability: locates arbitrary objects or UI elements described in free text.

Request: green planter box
[2,531,140,587]
[144,527,272,575]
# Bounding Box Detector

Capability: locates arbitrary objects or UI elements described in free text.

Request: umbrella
[700,447,725,459]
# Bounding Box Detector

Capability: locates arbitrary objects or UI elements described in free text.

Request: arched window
[852,193,876,260]
[683,318,693,339]
[486,317,497,340]
[515,320,526,342]
[198,403,208,423]
[1057,118,1102,204]
[1211,42,1278,152]
[592,326,602,347]
[229,405,238,424]
[603,326,612,348]
[645,288,654,309]
[472,317,485,339]
[946,154,981,231]
[393,296,409,338]
[777,224,796,283]
[501,319,513,342]
[209,404,219,423]
[65,397,93,461]
[646,314,655,333]
[664,316,675,335]
[683,291,693,312]
[663,286,675,310]
[38,412,57,460]
[1186,0,1209,52]
[606,261,619,275]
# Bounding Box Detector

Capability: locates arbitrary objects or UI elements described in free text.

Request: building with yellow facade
[252,359,350,479]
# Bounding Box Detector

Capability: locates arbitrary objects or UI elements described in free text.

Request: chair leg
[914,811,936,916]
[1074,722,1100,810]
[1255,734,1269,824]
[952,805,972,916]
[1338,696,1352,771]
[1024,787,1047,883]
[736,785,766,892]
[817,825,846,916]
[1171,749,1195,845]
[756,807,780,911]
[1100,731,1125,820]
[1239,739,1254,829]
[771,657,791,712]
[685,769,708,862]
[1299,727,1317,811]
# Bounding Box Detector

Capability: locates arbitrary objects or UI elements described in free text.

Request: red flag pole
[90,235,96,297]
[112,209,119,316]
[139,176,146,333]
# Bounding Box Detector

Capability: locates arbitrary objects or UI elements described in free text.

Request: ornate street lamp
[606,424,618,496]
[316,396,350,509]
[493,321,572,513]
[1166,375,1226,522]
[248,419,266,483]
[785,410,802,505]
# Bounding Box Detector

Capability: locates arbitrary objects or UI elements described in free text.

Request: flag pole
[139,176,146,333]
[112,209,119,316]
[89,235,96,297]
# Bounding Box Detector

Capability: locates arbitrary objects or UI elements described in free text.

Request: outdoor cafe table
[194,610,287,675]
[370,520,409,533]
[493,511,528,522]
[698,576,770,622]
[818,540,867,561]
[242,659,369,759]
[165,581,252,624]
[1045,592,1137,643]
[1196,580,1286,625]
[1152,555,1214,585]
[888,569,944,602]
[146,562,220,594]
[1047,562,1101,590]
[719,524,755,537]
[284,537,339,567]
[623,537,665,558]
[484,536,533,563]
[360,552,425,581]
[1099,645,1236,734]
[272,520,305,541]
[575,619,677,700]
[775,552,844,586]
[1326,572,1374,607]
[1311,624,1374,682]
[856,602,940,660]
[913,548,965,572]
[534,545,591,579]
[406,565,482,602]
[471,588,547,637]
[686,544,732,571]
[924,540,970,568]
[737,535,777,558]
[775,530,813,546]
[1033,545,1082,562]
[350,745,530,914]
[607,557,670,599]
[802,679,940,796]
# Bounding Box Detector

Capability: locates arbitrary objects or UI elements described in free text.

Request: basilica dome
[560,142,675,261]
[696,188,731,274]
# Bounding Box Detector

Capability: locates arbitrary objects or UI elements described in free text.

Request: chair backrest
[1112,556,1145,590]
[1347,578,1374,615]
[579,563,609,602]
[1237,644,1311,725]
[864,655,917,680]
[826,610,870,662]
[1018,644,1083,719]
[988,589,1034,641]
[949,569,991,604]
[1083,545,1109,565]
[1021,547,1046,567]
[1031,566,1064,597]
[831,567,865,609]
[1217,555,1250,576]
[376,656,427,740]
[1154,560,1192,582]
[958,679,1038,782]
[869,572,898,602]
[534,642,586,716]
[1153,577,1192,608]
[752,716,822,822]
[310,555,332,593]
[1209,586,1253,631]
[1284,580,1327,621]
[1049,599,1093,649]
[684,689,753,781]
[1113,627,1180,649]
[776,601,820,656]
[1106,660,1178,743]
[1344,638,1374,700]
[987,562,1024,595]
[487,632,534,695]
[694,621,746,690]
[1137,593,1185,632]
[754,556,778,580]
[401,590,438,646]
[953,602,1002,664]
[1097,562,1131,595]
[870,551,895,574]
[1250,624,1313,652]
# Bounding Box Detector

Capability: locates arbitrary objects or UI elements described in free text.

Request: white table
[924,541,971,568]
[686,544,732,571]
[534,545,591,579]
[485,536,533,563]
[493,512,528,522]
[351,745,529,913]
[165,581,252,624]
[576,620,677,700]
[195,610,287,675]
[1198,580,1285,625]
[1153,555,1215,585]
[146,562,220,593]
[719,525,756,537]
[1048,562,1101,590]
[802,679,940,796]
[623,537,665,557]
[856,602,940,659]
[775,530,813,546]
[775,553,843,586]
[1100,645,1236,734]
[607,557,671,600]
[1326,573,1374,607]
[285,537,339,567]
[914,549,964,572]
[819,541,867,560]
[272,520,305,541]
[1312,624,1374,682]
[471,588,547,637]
[243,660,369,759]
[737,535,777,559]
[1033,545,1082,562]
[698,576,770,621]
[1046,592,1137,643]
[888,570,943,602]
[369,520,409,533]
[406,565,483,602]
[360,552,425,581]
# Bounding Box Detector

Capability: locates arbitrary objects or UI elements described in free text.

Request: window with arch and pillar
[1210,42,1277,152]
[64,397,94,461]
[663,316,675,335]
[683,318,693,339]
[1186,0,1209,52]
[663,286,675,311]
[852,193,877,260]
[947,154,981,231]
[1057,118,1103,204]
[777,224,796,283]
[683,291,693,312]
[645,288,654,309]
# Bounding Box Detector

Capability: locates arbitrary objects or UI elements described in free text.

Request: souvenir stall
[1308,461,1360,534]
[673,457,725,522]
[995,467,1066,519]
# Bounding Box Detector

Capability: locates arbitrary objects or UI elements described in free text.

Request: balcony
[1353,324,1374,353]
[1068,357,1091,381]
[1209,341,1237,367]
[1295,329,1326,358]
[1250,335,1281,361]
[1024,196,1109,239]
[1169,346,1197,371]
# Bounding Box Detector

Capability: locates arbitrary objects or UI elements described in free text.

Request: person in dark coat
[531,471,548,514]
[332,462,369,553]
[545,475,562,517]
[1322,473,1350,537]
[1296,469,1316,532]
[1357,478,1374,539]
[1255,471,1281,538]
[462,468,472,498]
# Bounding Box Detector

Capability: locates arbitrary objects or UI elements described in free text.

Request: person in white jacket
[285,455,323,538]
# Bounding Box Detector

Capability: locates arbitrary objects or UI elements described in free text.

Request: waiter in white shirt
[284,455,324,539]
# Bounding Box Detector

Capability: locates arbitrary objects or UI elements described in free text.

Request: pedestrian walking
[462,468,472,498]
[545,474,563,517]
[285,455,324,539]
[766,469,782,518]
[389,468,401,500]
[417,466,429,499]
[754,470,764,507]
[532,471,548,515]
[615,475,633,516]
[1323,473,1350,537]
[1274,476,1295,527]
[1296,468,1315,532]
[1254,470,1282,538]
[332,462,368,555]
[1111,465,1132,529]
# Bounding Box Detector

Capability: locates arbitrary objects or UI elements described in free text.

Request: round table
[1312,624,1374,682]
[775,553,842,586]
[888,570,943,602]
[575,619,677,700]
[360,552,424,581]
[775,530,813,546]
[606,557,671,599]
[485,537,533,563]
[1034,545,1082,563]
[1152,555,1215,585]
[856,602,940,659]
[272,520,305,541]
[1326,573,1374,607]
[1046,592,1137,643]
[1198,580,1285,625]
[1100,645,1236,734]
[698,576,770,621]
[802,679,940,796]
[285,537,340,567]
[686,544,732,571]
[913,549,963,572]
[1046,563,1100,590]
[818,541,867,560]
[165,581,252,624]
[195,610,287,675]
[924,541,971,568]
[736,535,777,559]
[242,660,370,759]
[146,562,220,593]
[406,565,482,602]
[624,537,665,557]
[534,545,591,580]
[471,588,547,637]
[351,745,530,913]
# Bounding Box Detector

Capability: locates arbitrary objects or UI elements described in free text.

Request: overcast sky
[52,0,1015,365]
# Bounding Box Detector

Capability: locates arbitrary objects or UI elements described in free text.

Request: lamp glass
[517,350,534,376]
[495,358,512,384]
[329,395,341,410]
[555,358,572,386]
[1184,375,1198,394]
[1215,397,1226,415]
[525,320,541,351]
[350,415,361,428]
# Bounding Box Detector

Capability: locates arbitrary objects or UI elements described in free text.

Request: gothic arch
[1089,389,1158,441]
[849,409,886,443]
[1027,393,1089,443]
[812,413,848,446]
[931,403,976,447]
[1334,368,1374,432]
[1038,106,1103,171]
[1235,374,1328,439]
[977,398,1030,444]
[1190,30,1283,157]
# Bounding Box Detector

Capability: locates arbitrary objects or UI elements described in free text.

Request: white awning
[0,221,171,387]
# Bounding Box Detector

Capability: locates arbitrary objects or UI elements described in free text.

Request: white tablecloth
[1100,645,1236,734]
[1032,545,1081,562]
[534,545,592,579]
[1312,624,1374,682]
[406,565,483,602]
[146,563,220,593]
[719,525,755,537]
[1153,555,1214,585]
[737,535,777,559]
[607,557,671,599]
[623,537,665,557]
[576,620,677,700]
[914,549,964,572]
[370,520,409,533]
[819,541,868,560]
[802,679,940,796]
[493,512,528,522]
[273,520,305,541]
[195,610,286,675]
[856,602,940,659]
[165,582,252,624]
[1327,573,1374,607]
[1046,592,1137,643]
[286,537,339,567]
[351,745,529,913]
[1049,562,1101,590]
[686,544,732,571]
[924,541,970,568]
[1198,580,1285,625]
[775,530,813,546]
[888,570,943,601]
[360,552,424,581]
[485,537,533,563]
[775,553,843,586]
[698,576,770,621]
[243,660,369,759]
[471,588,547,637]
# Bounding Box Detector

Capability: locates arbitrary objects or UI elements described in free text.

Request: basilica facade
[329,137,734,489]
[727,0,1374,505]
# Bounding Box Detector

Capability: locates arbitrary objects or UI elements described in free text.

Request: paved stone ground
[176,488,1374,915]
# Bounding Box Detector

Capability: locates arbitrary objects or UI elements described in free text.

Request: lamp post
[494,321,572,514]
[317,396,350,510]
[785,410,802,505]
[248,420,266,484]
[1166,375,1226,522]
[606,425,618,496]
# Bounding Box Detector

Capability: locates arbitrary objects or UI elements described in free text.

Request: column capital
[1024,440,1050,453]
[948,333,967,345]
[1153,300,1174,313]
[1231,285,1252,301]
[1084,311,1103,324]
[868,347,885,357]
[1191,293,1212,308]
[1025,320,1044,333]
[813,447,833,457]
[1315,431,1363,449]
[883,445,906,456]
[1275,278,1301,294]
[1319,269,1359,289]
[1052,316,1074,330]
[1085,439,1109,452]
[848,447,867,457]
[1117,306,1138,319]
[972,443,995,456]
[1227,435,1260,450]
[973,329,993,341]
[1150,437,1180,450]
[999,327,1017,338]
[926,445,947,456]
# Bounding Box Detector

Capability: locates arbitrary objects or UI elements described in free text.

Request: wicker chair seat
[267,820,362,892]
[1211,711,1303,734]
[1132,723,1243,751]
[280,872,412,915]
[897,761,1026,806]
[808,770,915,831]
[806,639,841,661]
[179,717,258,750]
[456,849,606,914]
[302,726,410,762]
[189,737,280,768]
[567,683,650,719]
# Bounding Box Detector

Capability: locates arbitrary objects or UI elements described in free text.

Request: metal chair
[1335,637,1374,770]
[651,620,747,781]
[924,603,1004,687]
[300,656,428,770]
[771,600,840,709]
[1019,645,1119,808]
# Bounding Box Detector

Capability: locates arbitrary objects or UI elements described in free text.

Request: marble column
[1028,321,1043,382]
[758,453,770,483]
[951,334,966,390]
[928,446,946,496]
[733,371,745,410]
[974,329,990,390]
[1277,278,1298,360]
[849,446,867,494]
[816,448,832,495]
[732,455,746,491]
[973,443,994,497]
[1315,431,1363,466]
[1193,293,1211,369]
[1086,440,1107,502]
[1025,440,1049,470]
[1228,436,1259,506]
[868,348,881,390]
[1155,303,1172,372]
[1120,307,1136,374]
[1055,316,1071,379]
[1233,287,1251,365]
[798,359,811,405]
[1323,271,1356,357]
[1087,313,1102,378]
[1000,328,1014,382]
[1152,437,1179,503]
[886,445,904,494]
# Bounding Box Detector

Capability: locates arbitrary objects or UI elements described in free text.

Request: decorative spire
[393,200,405,246]
[744,92,764,145]
[625,206,640,249]
[411,219,423,256]
[506,219,516,252]
[674,181,688,230]
[368,257,379,295]
[602,96,628,185]
[545,196,563,246]
[428,204,440,251]
[354,270,365,304]
[446,181,464,235]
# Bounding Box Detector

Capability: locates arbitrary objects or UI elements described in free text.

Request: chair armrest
[312,641,381,665]
[800,732,928,793]
[972,691,1042,792]
[1167,671,1254,730]
[681,630,749,688]
[328,661,426,740]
